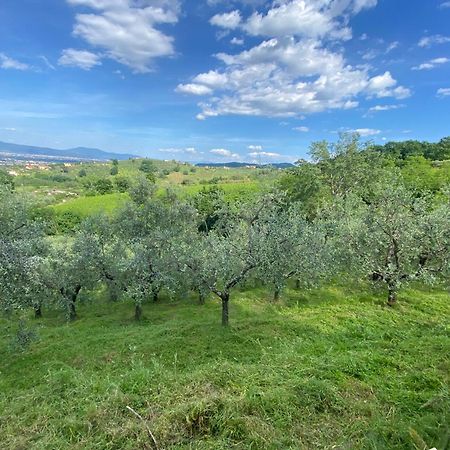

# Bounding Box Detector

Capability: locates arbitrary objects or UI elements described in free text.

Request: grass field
[1,284,449,449]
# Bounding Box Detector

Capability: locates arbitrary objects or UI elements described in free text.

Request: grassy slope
[1,285,449,449]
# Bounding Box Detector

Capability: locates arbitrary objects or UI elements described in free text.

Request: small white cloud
[412,57,449,71]
[418,35,450,47]
[437,88,450,97]
[0,53,29,70]
[293,126,309,132]
[350,128,381,137]
[386,41,399,53]
[248,145,263,151]
[230,37,244,45]
[368,104,404,112]
[0,127,17,131]
[210,10,242,29]
[175,83,213,95]
[439,1,450,8]
[248,151,281,158]
[210,148,233,157]
[58,48,102,70]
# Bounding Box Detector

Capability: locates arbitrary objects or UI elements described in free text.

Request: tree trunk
[107,280,118,302]
[68,301,77,321]
[152,288,160,303]
[387,285,397,306]
[221,293,229,327]
[198,290,205,305]
[273,286,280,302]
[34,304,42,319]
[135,303,142,321]
[295,279,300,289]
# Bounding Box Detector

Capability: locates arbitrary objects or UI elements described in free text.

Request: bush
[54,210,83,233]
[94,178,114,195]
[78,169,87,177]
[115,177,130,193]
[110,166,119,176]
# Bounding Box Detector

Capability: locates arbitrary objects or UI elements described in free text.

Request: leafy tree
[191,186,227,233]
[78,168,87,178]
[128,176,156,205]
[331,181,450,305]
[0,170,15,191]
[95,178,114,195]
[255,203,333,301]
[139,159,156,174]
[110,165,119,176]
[184,195,283,326]
[116,198,196,320]
[114,176,130,193]
[0,188,47,316]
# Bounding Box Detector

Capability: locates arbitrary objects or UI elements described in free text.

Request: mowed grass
[0,285,449,449]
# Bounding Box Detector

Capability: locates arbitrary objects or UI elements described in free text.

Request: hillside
[1,284,448,449]
[0,140,137,163]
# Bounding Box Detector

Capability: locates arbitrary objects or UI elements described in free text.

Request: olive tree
[183,195,284,326]
[332,181,450,305]
[0,188,47,317]
[255,204,333,301]
[116,197,196,320]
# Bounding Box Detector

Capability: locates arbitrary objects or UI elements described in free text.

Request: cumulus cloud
[418,35,450,47]
[293,126,309,132]
[230,37,244,45]
[179,1,409,120]
[210,10,242,29]
[210,148,233,156]
[350,128,381,136]
[176,83,213,95]
[0,53,29,70]
[412,57,449,71]
[437,88,450,97]
[58,48,102,70]
[66,0,180,73]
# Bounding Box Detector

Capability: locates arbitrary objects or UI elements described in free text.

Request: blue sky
[0,0,449,162]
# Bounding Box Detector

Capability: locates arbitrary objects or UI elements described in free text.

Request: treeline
[1,135,449,327]
[372,136,450,161]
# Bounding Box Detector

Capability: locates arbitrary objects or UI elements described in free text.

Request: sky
[0,0,449,163]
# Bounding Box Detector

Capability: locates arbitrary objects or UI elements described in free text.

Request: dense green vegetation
[1,285,449,449]
[1,134,449,449]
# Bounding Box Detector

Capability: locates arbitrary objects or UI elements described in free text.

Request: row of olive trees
[1,176,449,327]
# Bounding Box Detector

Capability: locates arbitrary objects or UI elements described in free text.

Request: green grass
[1,284,449,449]
[52,193,129,216]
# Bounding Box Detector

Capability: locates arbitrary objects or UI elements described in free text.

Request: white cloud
[368,104,404,112]
[242,0,377,40]
[386,41,399,53]
[230,37,244,45]
[248,151,281,157]
[248,145,263,151]
[366,72,411,99]
[176,83,213,95]
[439,1,450,8]
[437,88,450,97]
[412,57,449,71]
[210,148,232,156]
[210,10,242,29]
[0,53,29,70]
[350,128,381,136]
[179,1,409,120]
[293,126,309,132]
[418,35,450,47]
[58,48,102,70]
[67,0,180,73]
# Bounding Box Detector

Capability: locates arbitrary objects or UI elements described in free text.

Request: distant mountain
[196,161,294,169]
[0,141,137,163]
